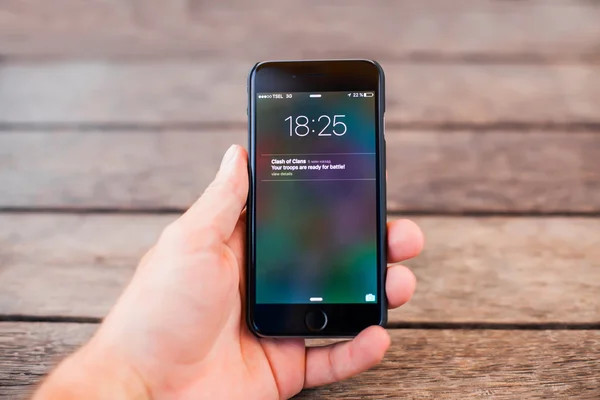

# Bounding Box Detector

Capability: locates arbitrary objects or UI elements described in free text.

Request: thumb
[178,145,248,242]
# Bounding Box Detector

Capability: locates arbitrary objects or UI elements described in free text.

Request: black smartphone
[246,60,386,337]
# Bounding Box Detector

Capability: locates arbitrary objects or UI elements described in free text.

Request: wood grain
[1,323,599,399]
[1,214,599,323]
[403,217,600,324]
[1,0,599,59]
[1,130,599,213]
[301,329,600,399]
[1,62,599,125]
[0,214,174,318]
[0,322,97,399]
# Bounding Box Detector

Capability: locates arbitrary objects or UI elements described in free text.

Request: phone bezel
[247,60,387,337]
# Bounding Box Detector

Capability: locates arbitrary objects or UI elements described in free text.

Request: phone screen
[255,91,378,304]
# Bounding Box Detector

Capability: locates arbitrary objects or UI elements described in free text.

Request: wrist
[34,338,150,400]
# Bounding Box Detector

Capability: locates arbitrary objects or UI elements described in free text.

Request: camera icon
[365,293,376,302]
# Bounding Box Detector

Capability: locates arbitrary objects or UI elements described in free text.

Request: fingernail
[220,145,238,169]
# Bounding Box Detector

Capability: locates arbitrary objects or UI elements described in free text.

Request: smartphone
[247,60,386,337]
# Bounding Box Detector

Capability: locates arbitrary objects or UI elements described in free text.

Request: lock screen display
[255,91,379,304]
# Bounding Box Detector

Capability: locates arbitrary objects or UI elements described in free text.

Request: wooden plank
[0,214,175,318]
[1,323,599,398]
[1,214,599,324]
[404,217,600,324]
[0,0,599,59]
[302,329,600,399]
[0,322,97,398]
[0,62,599,125]
[1,130,599,213]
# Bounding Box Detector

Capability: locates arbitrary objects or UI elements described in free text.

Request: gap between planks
[4,53,600,65]
[1,121,600,132]
[2,208,600,218]
[1,317,600,331]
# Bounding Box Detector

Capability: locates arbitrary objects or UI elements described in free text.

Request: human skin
[34,145,424,400]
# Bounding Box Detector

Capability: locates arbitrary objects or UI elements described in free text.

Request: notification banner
[259,153,376,181]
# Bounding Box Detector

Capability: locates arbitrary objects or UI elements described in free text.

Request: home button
[305,310,328,332]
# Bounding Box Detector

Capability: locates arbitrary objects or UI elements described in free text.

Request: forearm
[33,341,150,400]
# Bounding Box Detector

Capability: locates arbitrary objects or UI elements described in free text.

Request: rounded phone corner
[246,315,268,338]
[247,61,273,82]
[247,62,263,89]
[353,59,385,79]
[378,310,389,328]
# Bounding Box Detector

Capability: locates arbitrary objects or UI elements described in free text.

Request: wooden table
[1,1,599,398]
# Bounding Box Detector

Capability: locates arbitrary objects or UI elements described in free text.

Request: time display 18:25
[284,115,347,137]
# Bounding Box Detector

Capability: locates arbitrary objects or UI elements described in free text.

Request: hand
[35,145,424,400]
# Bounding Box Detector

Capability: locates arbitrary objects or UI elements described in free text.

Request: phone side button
[305,310,328,332]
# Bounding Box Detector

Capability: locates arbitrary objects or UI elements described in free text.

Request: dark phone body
[246,60,387,337]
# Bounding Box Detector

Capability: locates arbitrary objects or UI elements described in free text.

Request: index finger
[387,219,424,263]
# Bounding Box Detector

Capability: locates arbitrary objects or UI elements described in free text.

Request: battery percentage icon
[364,92,374,97]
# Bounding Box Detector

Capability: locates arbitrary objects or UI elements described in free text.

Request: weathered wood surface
[2,130,599,213]
[0,214,170,318]
[0,323,97,399]
[301,329,600,399]
[1,323,599,399]
[1,0,600,59]
[1,62,599,125]
[1,214,599,324]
